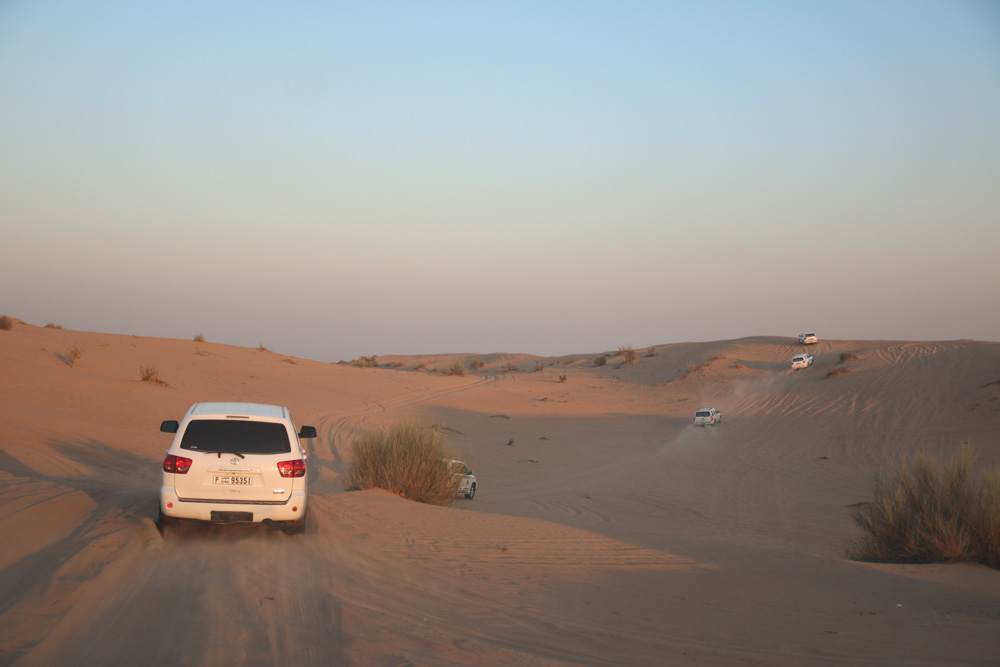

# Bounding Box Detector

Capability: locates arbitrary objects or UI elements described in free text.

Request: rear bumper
[160,486,307,522]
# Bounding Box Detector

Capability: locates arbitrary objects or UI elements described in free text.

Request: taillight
[163,454,192,474]
[278,459,306,478]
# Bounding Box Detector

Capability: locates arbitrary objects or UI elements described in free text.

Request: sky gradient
[3,1,999,361]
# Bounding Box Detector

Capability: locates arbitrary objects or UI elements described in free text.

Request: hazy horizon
[3,2,998,362]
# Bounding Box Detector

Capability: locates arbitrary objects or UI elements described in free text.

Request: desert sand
[1,321,998,666]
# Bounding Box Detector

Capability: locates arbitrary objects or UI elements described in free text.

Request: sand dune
[1,322,998,665]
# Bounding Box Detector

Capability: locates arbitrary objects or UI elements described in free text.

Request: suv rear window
[696,411,711,417]
[180,420,291,454]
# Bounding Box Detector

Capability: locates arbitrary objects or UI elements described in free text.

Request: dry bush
[558,374,568,383]
[342,421,459,505]
[45,322,63,329]
[257,343,269,352]
[65,344,84,367]
[139,365,167,385]
[594,355,607,367]
[414,362,427,371]
[619,345,637,363]
[444,362,466,376]
[504,361,518,373]
[193,333,205,342]
[354,355,378,368]
[840,352,861,363]
[470,358,485,369]
[847,445,1000,569]
[646,347,658,357]
[0,315,13,331]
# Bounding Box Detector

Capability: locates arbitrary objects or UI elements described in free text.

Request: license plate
[213,475,253,485]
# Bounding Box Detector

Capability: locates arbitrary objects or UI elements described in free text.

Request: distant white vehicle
[448,459,477,499]
[798,332,819,345]
[694,408,722,426]
[791,353,814,369]
[158,402,317,533]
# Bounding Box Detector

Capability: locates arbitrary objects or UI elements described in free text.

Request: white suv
[448,459,477,499]
[798,332,818,345]
[791,353,814,369]
[158,402,316,532]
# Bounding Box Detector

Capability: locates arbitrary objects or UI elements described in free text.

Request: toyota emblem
[230,457,240,465]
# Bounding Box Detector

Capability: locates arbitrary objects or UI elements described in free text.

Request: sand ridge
[1,321,999,665]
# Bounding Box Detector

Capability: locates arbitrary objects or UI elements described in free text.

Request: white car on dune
[158,402,317,533]
[791,353,814,369]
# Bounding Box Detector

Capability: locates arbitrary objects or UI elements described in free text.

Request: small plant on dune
[193,333,205,342]
[45,322,63,329]
[504,361,518,373]
[444,362,467,376]
[414,362,428,371]
[646,347,658,357]
[594,355,607,367]
[840,352,861,363]
[354,355,378,368]
[343,420,460,505]
[558,374,568,383]
[470,358,485,369]
[0,315,13,331]
[257,343,269,352]
[619,345,637,363]
[535,362,545,372]
[65,344,84,367]
[139,365,167,385]
[847,444,1000,569]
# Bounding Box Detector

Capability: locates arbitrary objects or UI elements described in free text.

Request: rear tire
[156,508,179,531]
[284,514,307,535]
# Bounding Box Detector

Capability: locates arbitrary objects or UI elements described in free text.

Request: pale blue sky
[2,1,998,361]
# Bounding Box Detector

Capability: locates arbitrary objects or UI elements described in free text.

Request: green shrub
[343,421,459,505]
[0,315,13,331]
[444,362,466,376]
[354,355,378,368]
[847,445,1000,569]
[65,344,84,367]
[594,355,607,367]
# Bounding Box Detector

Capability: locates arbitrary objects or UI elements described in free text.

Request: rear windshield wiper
[213,451,245,459]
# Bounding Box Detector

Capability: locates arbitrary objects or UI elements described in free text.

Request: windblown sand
[1,323,998,665]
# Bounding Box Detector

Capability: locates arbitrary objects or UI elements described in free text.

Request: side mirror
[298,426,317,439]
[160,420,179,433]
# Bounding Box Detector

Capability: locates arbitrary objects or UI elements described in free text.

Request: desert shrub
[343,421,459,505]
[646,347,658,357]
[558,374,568,383]
[840,352,861,363]
[504,361,518,373]
[139,365,166,385]
[847,445,1000,569]
[257,343,269,352]
[45,322,63,329]
[444,362,466,376]
[414,362,428,371]
[0,315,13,331]
[594,355,607,367]
[534,362,544,372]
[193,333,205,342]
[65,344,84,367]
[619,345,637,363]
[354,355,378,368]
[470,358,485,369]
